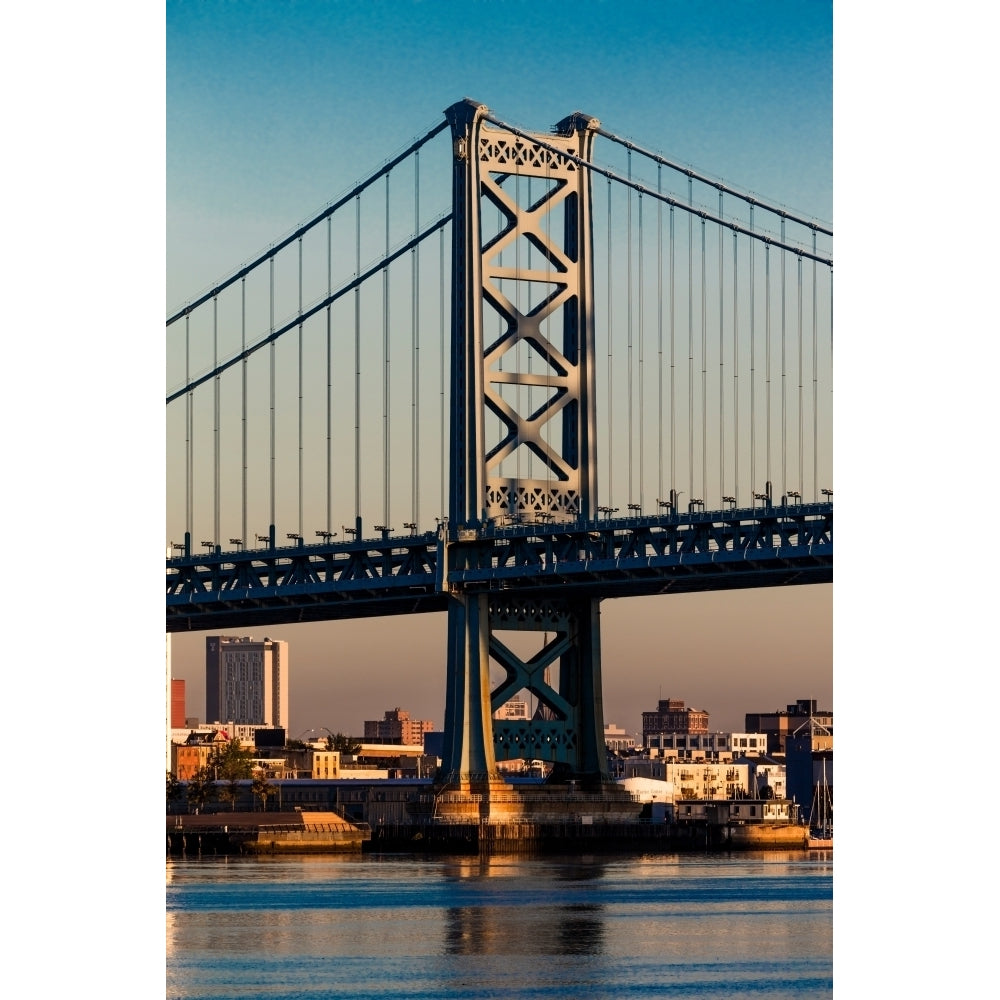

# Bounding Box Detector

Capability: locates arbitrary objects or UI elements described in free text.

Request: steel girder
[165,506,832,632]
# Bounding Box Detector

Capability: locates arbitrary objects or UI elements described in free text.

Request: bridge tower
[440,99,610,791]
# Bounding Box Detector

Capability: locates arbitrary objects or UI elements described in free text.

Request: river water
[166,851,833,998]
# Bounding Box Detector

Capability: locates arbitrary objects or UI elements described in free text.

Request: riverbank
[166,811,810,855]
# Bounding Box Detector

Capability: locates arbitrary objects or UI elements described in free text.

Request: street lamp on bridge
[315,530,336,541]
[201,540,215,552]
[627,503,641,516]
[597,506,618,519]
[229,538,243,550]
[255,533,270,545]
[286,533,302,543]
[342,526,357,538]
[821,488,833,499]
[722,496,736,510]
[786,490,801,506]
[655,499,673,510]
[403,522,418,534]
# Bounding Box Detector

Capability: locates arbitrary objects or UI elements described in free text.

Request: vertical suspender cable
[383,172,391,530]
[657,166,664,505]
[718,191,725,503]
[812,231,818,501]
[638,191,645,512]
[687,176,693,504]
[700,216,706,506]
[269,255,276,535]
[439,227,445,520]
[749,204,755,501]
[213,296,219,549]
[765,243,771,495]
[669,205,675,498]
[829,263,833,490]
[298,237,304,537]
[241,277,247,547]
[732,233,739,504]
[627,151,633,505]
[781,219,787,496]
[185,315,192,544]
[326,217,332,533]
[797,254,803,497]
[412,150,420,527]
[607,177,614,506]
[354,195,361,524]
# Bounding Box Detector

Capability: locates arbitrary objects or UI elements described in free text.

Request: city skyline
[166,1,832,747]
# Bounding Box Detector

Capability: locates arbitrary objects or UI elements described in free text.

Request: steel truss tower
[441,99,609,789]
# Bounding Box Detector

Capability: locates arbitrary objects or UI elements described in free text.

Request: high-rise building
[171,678,186,729]
[205,635,289,729]
[641,698,709,746]
[364,707,434,746]
[744,698,833,754]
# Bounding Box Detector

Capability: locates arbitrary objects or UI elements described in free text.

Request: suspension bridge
[166,99,832,794]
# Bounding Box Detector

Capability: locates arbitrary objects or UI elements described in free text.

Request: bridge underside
[165,552,831,632]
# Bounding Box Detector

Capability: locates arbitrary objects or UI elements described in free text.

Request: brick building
[363,707,434,746]
[641,698,709,747]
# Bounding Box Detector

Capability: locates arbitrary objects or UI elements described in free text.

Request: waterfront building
[645,731,768,758]
[744,698,833,754]
[205,635,289,729]
[604,723,636,753]
[363,708,434,746]
[641,698,709,746]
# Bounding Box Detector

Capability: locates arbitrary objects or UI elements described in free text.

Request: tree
[325,732,361,754]
[166,771,183,813]
[209,739,255,782]
[252,770,277,812]
[186,767,215,815]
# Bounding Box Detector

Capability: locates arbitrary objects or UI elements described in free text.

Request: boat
[807,756,833,849]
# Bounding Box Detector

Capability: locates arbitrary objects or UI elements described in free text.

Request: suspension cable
[166,120,449,325]
[592,126,832,237]
[482,115,832,265]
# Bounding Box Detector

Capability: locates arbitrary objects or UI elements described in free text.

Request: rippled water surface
[166,851,833,998]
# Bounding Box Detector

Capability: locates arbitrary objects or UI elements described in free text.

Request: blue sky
[167,0,832,310]
[164,0,834,736]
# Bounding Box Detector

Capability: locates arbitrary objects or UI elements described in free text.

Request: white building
[494,698,529,721]
[644,731,769,758]
[205,635,289,729]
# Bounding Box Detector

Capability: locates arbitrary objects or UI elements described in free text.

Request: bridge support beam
[439,99,610,792]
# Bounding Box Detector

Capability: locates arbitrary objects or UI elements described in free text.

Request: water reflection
[442,857,607,956]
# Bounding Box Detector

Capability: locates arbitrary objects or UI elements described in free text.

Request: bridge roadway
[166,503,832,632]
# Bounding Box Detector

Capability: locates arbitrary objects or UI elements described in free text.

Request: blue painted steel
[166,504,832,632]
